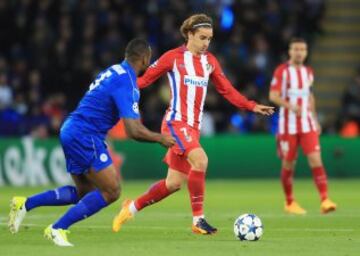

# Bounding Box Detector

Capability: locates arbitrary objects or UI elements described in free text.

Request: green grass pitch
[1,179,359,256]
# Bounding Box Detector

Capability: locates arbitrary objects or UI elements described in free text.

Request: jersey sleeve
[270,66,284,92]
[111,76,140,119]
[137,50,174,89]
[209,55,256,111]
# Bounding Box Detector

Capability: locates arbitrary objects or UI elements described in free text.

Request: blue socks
[25,186,109,230]
[25,185,79,211]
[52,190,107,230]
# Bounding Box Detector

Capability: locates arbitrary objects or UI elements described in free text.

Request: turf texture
[0,179,359,256]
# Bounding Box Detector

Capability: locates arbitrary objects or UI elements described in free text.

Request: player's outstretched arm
[213,72,275,116]
[252,104,275,116]
[210,54,270,113]
[123,118,176,148]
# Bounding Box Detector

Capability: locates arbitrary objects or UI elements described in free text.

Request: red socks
[134,169,207,218]
[281,168,294,205]
[281,166,328,204]
[187,170,206,217]
[135,170,206,218]
[134,180,172,211]
[311,166,328,201]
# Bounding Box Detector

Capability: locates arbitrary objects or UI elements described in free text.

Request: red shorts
[161,120,201,174]
[276,131,321,161]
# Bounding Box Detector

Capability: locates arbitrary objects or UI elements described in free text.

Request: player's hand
[289,105,301,116]
[159,135,176,148]
[316,121,322,135]
[253,105,275,116]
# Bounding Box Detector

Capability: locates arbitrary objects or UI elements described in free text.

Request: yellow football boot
[44,225,73,247]
[284,201,307,215]
[8,196,27,234]
[320,198,337,214]
[112,199,134,232]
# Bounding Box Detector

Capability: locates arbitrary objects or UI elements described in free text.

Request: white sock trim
[193,215,205,225]
[129,201,138,215]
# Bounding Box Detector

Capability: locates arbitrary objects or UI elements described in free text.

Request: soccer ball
[233,213,263,241]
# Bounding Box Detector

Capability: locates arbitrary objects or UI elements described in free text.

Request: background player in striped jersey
[269,38,337,215]
[113,14,274,235]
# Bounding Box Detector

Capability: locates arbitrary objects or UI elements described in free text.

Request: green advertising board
[114,135,360,179]
[0,137,71,186]
[0,135,358,186]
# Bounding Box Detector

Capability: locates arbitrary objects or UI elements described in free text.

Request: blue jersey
[62,60,140,139]
[59,60,140,174]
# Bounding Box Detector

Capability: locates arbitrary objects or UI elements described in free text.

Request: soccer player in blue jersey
[8,38,176,247]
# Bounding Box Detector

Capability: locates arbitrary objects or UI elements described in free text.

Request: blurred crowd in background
[0,0,358,138]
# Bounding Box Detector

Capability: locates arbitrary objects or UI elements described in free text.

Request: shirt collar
[121,60,136,77]
[180,44,206,57]
[287,61,304,68]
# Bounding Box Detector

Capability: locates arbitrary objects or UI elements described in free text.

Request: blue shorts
[60,123,112,175]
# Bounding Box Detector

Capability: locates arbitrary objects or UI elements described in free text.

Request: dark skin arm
[123,118,175,148]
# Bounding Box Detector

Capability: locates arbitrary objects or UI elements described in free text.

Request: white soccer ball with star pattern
[234,213,263,241]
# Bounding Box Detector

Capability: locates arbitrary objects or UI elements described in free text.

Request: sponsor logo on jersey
[287,88,310,97]
[184,75,208,87]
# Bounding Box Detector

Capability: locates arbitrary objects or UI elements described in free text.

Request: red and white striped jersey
[138,45,256,130]
[270,62,317,135]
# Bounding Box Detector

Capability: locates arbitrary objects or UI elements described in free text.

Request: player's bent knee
[102,186,121,204]
[192,158,208,171]
[188,148,209,171]
[308,158,323,168]
[166,181,182,192]
[282,160,296,170]
[307,152,323,168]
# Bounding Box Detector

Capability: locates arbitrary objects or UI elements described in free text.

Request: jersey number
[89,70,112,91]
[180,127,192,142]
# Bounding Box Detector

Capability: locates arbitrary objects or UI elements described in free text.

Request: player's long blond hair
[180,14,213,42]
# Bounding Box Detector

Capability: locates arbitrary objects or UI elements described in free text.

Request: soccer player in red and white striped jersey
[269,38,337,215]
[113,14,274,234]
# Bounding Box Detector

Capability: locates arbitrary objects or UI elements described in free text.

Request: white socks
[129,201,138,215]
[193,215,204,225]
[129,200,203,224]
